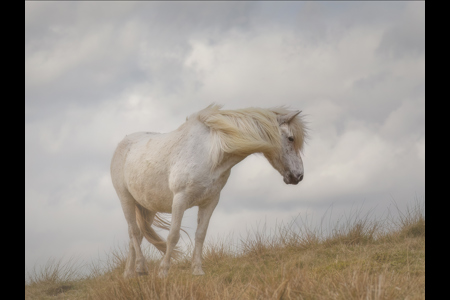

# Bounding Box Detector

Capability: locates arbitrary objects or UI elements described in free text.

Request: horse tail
[134,203,184,259]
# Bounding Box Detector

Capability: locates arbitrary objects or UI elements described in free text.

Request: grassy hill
[25,201,425,299]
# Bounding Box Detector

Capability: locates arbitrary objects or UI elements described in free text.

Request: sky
[25,1,425,276]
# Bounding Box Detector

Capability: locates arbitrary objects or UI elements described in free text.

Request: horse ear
[277,110,301,125]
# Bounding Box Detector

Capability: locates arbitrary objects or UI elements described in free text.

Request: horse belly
[142,189,174,213]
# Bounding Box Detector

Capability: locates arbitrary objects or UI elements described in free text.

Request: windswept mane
[193,104,307,168]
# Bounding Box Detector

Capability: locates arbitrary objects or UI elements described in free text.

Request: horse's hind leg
[124,228,144,278]
[118,190,149,277]
[158,193,187,278]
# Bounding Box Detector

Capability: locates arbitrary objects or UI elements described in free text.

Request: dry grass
[25,200,425,299]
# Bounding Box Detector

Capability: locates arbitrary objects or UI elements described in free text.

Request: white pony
[110,104,307,278]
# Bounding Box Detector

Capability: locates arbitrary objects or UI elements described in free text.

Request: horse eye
[288,136,294,142]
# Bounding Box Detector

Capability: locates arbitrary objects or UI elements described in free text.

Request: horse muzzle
[283,172,303,185]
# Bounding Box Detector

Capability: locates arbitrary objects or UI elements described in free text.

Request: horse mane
[192,104,307,168]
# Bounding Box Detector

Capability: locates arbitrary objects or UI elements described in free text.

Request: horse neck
[181,117,251,174]
[213,152,247,174]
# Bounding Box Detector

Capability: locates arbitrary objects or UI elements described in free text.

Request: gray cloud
[377,2,425,60]
[25,2,257,120]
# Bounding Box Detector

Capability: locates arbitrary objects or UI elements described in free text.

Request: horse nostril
[290,172,303,183]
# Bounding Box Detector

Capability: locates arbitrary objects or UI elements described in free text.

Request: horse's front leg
[192,196,219,275]
[158,193,187,278]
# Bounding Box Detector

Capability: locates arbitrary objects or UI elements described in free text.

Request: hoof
[136,271,148,277]
[123,272,136,278]
[158,269,168,278]
[136,264,149,275]
[192,268,205,276]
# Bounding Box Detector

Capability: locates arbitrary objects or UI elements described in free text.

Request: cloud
[25,2,257,119]
[377,2,425,60]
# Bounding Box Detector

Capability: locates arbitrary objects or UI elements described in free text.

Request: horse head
[264,111,304,185]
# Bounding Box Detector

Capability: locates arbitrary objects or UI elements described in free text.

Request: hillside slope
[25,201,425,300]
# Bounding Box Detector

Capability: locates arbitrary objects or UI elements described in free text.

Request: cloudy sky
[25,1,425,274]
